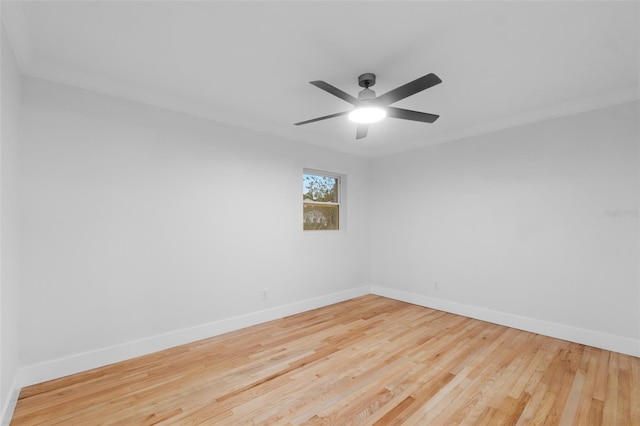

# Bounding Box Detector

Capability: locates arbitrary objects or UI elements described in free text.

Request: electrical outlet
[434,281,440,291]
[261,289,268,301]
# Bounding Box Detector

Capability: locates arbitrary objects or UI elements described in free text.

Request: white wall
[1,21,22,424]
[371,102,639,354]
[18,77,370,376]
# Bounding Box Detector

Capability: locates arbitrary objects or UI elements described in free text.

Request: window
[303,170,341,231]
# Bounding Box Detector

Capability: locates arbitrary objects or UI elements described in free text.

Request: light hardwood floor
[11,295,640,425]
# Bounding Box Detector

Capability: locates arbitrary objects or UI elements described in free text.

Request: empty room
[1,1,639,424]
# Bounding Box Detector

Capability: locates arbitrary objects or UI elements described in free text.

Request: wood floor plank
[10,295,640,425]
[631,353,640,425]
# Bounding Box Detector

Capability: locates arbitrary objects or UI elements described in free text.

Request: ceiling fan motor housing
[357,88,376,101]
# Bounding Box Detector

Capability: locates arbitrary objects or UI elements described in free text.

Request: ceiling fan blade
[375,73,442,106]
[310,81,358,105]
[356,124,369,139]
[386,107,439,123]
[294,111,350,126]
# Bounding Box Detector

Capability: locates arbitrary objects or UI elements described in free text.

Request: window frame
[303,168,344,232]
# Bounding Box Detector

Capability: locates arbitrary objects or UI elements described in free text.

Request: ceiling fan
[295,73,442,139]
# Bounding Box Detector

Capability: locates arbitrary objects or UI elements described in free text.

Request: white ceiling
[3,1,639,157]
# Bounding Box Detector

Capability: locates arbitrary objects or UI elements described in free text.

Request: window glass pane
[303,174,338,203]
[303,203,339,230]
[303,171,341,231]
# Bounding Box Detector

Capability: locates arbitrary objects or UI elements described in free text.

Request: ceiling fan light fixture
[348,105,387,124]
[295,72,442,138]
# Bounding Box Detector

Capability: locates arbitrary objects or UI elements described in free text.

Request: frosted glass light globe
[348,106,387,124]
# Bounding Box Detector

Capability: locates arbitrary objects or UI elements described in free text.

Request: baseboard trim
[371,285,640,358]
[14,284,639,394]
[1,374,20,426]
[18,286,370,388]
